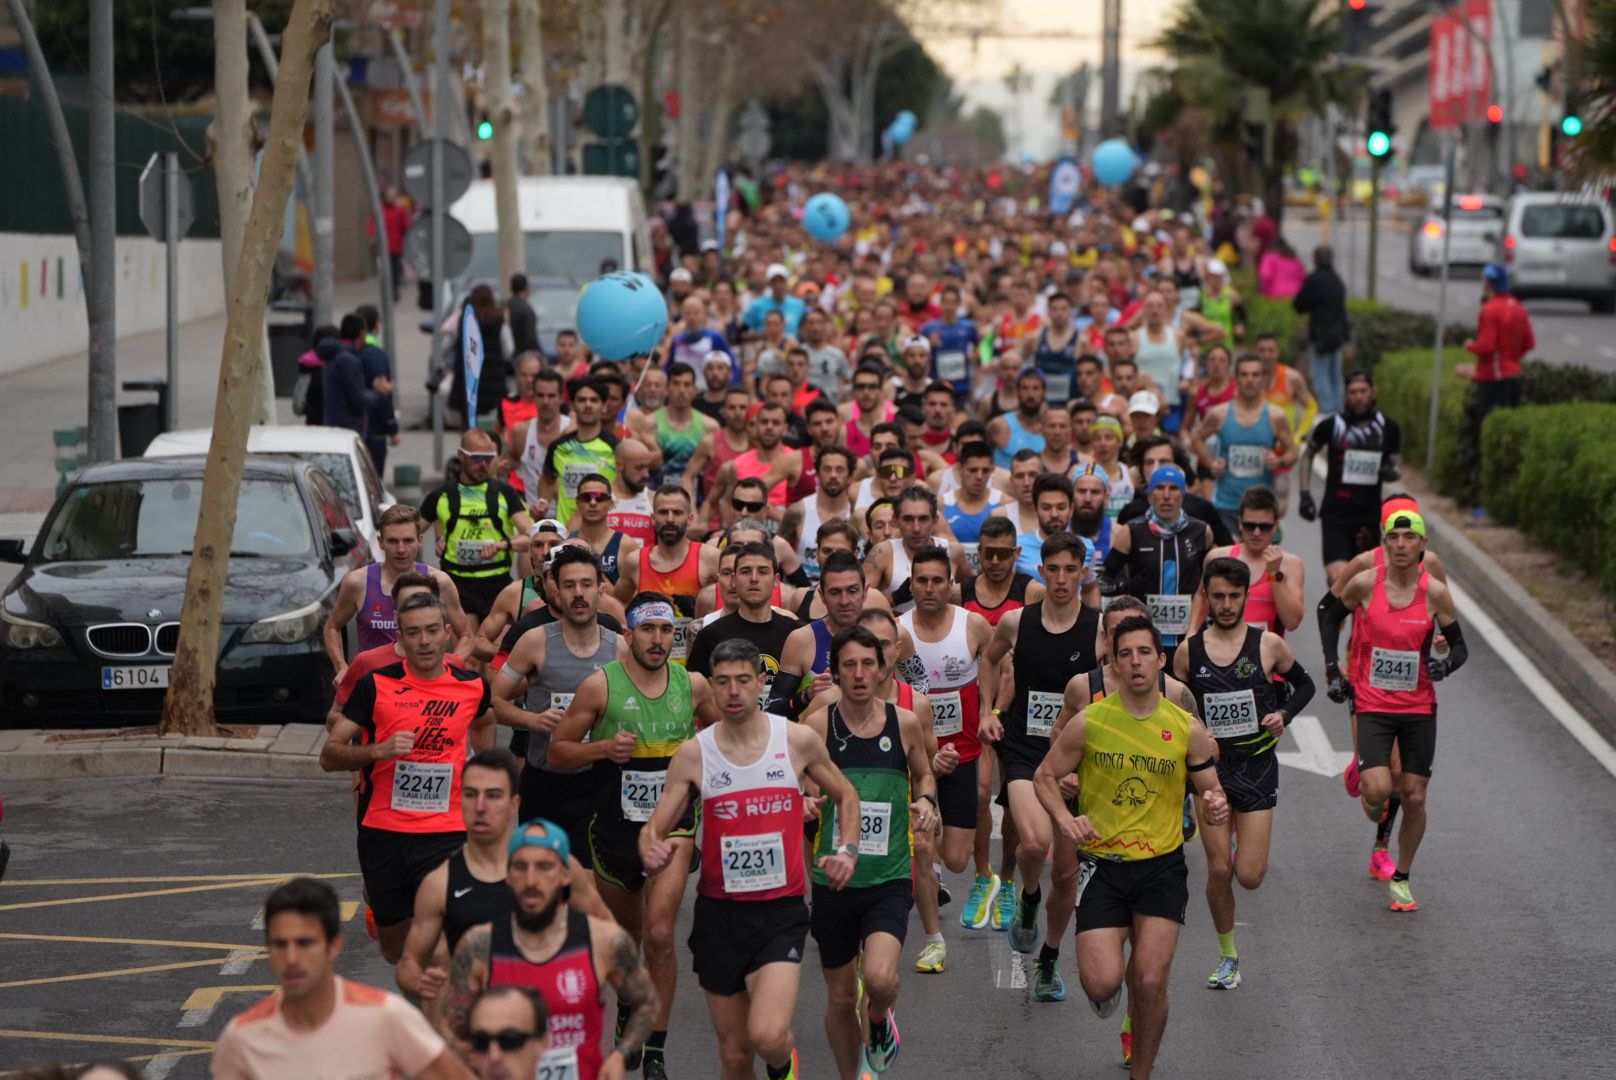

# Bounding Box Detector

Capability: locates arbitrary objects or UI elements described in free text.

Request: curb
[0,745,345,783]
[1423,500,1616,744]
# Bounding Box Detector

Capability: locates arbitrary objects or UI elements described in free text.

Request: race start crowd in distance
[25,160,1480,1080]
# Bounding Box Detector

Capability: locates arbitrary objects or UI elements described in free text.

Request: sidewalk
[0,279,446,514]
[0,724,344,782]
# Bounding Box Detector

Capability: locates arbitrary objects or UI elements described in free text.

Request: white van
[449,175,652,288]
[1500,192,1616,313]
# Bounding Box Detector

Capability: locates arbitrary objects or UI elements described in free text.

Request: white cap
[1206,257,1229,276]
[669,267,693,283]
[700,239,721,252]
[1128,390,1162,415]
[1049,241,1070,256]
[765,262,790,281]
[901,334,932,355]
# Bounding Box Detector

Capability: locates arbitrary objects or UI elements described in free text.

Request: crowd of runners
[192,161,1470,1080]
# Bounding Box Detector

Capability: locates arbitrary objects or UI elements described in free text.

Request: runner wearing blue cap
[1456,263,1535,419]
[1099,464,1215,669]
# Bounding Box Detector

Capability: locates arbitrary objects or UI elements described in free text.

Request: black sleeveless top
[961,572,1033,621]
[1004,601,1100,748]
[1185,626,1278,756]
[444,849,514,952]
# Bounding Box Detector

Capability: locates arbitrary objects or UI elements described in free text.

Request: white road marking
[176,1007,214,1029]
[1448,580,1616,781]
[143,1055,185,1079]
[1276,715,1354,777]
[992,940,1029,990]
[220,948,259,975]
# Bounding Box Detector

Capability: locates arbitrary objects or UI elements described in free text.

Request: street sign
[583,84,639,139]
[582,140,641,179]
[735,99,772,164]
[401,138,473,207]
[403,214,474,279]
[138,153,194,243]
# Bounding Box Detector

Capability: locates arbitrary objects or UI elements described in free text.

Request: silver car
[1500,192,1616,313]
[1408,194,1506,276]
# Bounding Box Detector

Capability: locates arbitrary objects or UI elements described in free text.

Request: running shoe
[960,873,1000,929]
[1120,1029,1133,1069]
[1181,792,1198,843]
[1368,848,1396,882]
[775,1047,800,1079]
[1008,891,1041,954]
[914,940,947,973]
[865,1009,900,1072]
[1389,879,1418,912]
[642,1054,668,1080]
[365,905,378,940]
[1032,956,1067,1002]
[935,864,952,907]
[1089,983,1123,1019]
[1343,758,1362,798]
[992,882,1016,931]
[1206,956,1241,990]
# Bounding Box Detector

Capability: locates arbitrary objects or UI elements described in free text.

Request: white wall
[0,232,227,377]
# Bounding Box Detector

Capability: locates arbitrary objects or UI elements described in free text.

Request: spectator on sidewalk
[367,184,411,302]
[322,314,394,437]
[1456,263,1535,418]
[1258,236,1307,300]
[1292,244,1350,417]
[506,273,540,357]
[297,323,337,426]
[354,305,401,475]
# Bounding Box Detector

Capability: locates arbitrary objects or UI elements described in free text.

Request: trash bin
[118,379,170,458]
[268,301,314,398]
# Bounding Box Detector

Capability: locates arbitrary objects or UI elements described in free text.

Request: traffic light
[1486,103,1503,124]
[1562,114,1583,137]
[1366,88,1394,159]
[477,115,493,140]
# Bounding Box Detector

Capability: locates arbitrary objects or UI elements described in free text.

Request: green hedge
[1371,346,1477,499]
[1479,404,1616,593]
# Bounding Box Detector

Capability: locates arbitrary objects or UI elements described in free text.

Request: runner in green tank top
[801,624,937,1078]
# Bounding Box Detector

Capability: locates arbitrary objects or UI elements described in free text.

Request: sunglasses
[854,382,882,392]
[978,546,1018,562]
[732,498,767,513]
[459,451,497,462]
[577,491,612,505]
[468,1028,544,1053]
[877,465,911,480]
[1240,520,1277,533]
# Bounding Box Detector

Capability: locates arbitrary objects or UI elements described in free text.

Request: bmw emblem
[147,608,162,619]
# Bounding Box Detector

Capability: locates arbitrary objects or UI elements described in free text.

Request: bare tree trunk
[482,0,523,284]
[160,0,334,737]
[637,0,674,199]
[517,0,551,175]
[699,45,738,197]
[674,2,701,198]
[211,0,277,426]
[87,0,116,461]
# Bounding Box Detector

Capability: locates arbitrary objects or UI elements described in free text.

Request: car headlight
[243,601,324,645]
[1,608,64,649]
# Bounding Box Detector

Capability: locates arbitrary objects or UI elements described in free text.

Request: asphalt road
[1287,213,1616,371]
[4,505,1616,1078]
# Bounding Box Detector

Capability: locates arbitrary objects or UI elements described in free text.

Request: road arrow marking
[1276,715,1354,777]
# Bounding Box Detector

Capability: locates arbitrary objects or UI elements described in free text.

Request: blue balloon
[803,192,850,242]
[1091,138,1138,187]
[895,109,917,130]
[576,271,669,361]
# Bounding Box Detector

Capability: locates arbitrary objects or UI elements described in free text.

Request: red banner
[1463,0,1492,124]
[1428,0,1493,129]
[1429,13,1456,130]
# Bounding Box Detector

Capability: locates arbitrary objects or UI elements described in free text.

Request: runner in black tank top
[999,601,1101,784]
[443,849,513,952]
[1185,625,1280,760]
[961,572,1033,625]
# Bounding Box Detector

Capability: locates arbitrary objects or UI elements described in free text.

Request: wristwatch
[838,842,860,860]
[1271,570,1285,582]
[918,793,938,807]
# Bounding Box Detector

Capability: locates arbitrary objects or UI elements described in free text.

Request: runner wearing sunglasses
[1188,485,1304,636]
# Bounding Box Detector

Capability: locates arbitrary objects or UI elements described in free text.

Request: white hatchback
[1408,194,1506,275]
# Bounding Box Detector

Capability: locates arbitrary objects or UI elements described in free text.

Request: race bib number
[1369,647,1420,692]
[671,617,696,663]
[561,462,595,498]
[620,769,665,823]
[1105,489,1130,520]
[1147,594,1192,637]
[1026,689,1064,738]
[1227,444,1267,479]
[454,538,496,566]
[721,832,787,893]
[961,542,981,575]
[858,800,893,856]
[930,690,963,737]
[392,760,453,814]
[1342,449,1383,486]
[1203,689,1260,738]
[537,1047,579,1080]
[1043,373,1073,406]
[936,349,969,383]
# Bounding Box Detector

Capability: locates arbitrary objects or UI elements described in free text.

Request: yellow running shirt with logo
[1077,692,1193,862]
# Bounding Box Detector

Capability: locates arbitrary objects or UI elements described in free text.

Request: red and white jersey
[607,489,655,544]
[695,715,806,901]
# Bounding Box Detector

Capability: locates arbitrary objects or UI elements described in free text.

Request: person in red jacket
[1457,263,1535,417]
[367,185,413,302]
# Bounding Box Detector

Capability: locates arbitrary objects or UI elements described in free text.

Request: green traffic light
[1561,115,1583,137]
[1366,130,1391,157]
[478,120,494,140]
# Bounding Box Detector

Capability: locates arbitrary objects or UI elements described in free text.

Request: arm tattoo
[1175,685,1202,723]
[441,924,490,1045]
[606,927,659,1054]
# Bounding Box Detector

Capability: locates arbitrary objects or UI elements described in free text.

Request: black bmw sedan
[0,455,369,727]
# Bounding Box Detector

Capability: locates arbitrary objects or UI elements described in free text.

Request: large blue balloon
[1091,138,1138,187]
[804,192,851,242]
[576,271,669,361]
[891,109,917,146]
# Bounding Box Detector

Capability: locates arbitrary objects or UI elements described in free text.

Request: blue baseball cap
[1482,263,1510,293]
[1149,465,1187,492]
[508,818,571,865]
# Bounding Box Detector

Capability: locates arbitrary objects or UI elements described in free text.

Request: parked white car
[1408,194,1505,275]
[144,426,394,560]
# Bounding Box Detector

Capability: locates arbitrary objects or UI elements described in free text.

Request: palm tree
[1568,0,1616,180]
[1152,0,1358,225]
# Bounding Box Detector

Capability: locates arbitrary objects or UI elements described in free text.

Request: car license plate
[101,665,171,690]
[1521,263,1566,283]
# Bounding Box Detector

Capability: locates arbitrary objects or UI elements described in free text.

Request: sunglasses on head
[732,498,767,513]
[467,1028,544,1053]
[1240,520,1276,533]
[578,491,611,505]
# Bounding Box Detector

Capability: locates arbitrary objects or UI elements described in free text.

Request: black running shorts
[810,879,913,970]
[1215,751,1279,814]
[689,894,811,996]
[356,826,465,928]
[1321,516,1378,566]
[1356,711,1437,778]
[1074,848,1189,933]
[936,757,979,830]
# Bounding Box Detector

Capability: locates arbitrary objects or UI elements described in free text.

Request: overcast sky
[914,0,1174,159]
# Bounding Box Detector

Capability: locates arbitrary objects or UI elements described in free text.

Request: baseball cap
[1206,257,1229,276]
[1050,241,1070,257]
[700,239,721,253]
[901,334,932,355]
[1482,263,1510,292]
[669,267,693,284]
[1128,390,1162,415]
[529,519,568,539]
[765,262,790,281]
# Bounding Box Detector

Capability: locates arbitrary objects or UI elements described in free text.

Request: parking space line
[0,955,266,990]
[0,874,324,887]
[0,932,264,951]
[0,876,294,912]
[177,985,276,1029]
[0,1028,214,1049]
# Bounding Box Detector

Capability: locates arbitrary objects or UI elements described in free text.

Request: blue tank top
[995,412,1046,470]
[810,619,836,674]
[943,493,1000,544]
[1214,403,1277,511]
[599,531,625,584]
[1033,328,1079,405]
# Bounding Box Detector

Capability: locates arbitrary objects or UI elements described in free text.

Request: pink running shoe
[1368,849,1396,881]
[1343,758,1361,798]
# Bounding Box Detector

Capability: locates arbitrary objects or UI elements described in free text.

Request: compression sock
[765,1052,796,1079]
[1038,943,1060,966]
[1217,931,1238,960]
[642,1030,667,1062]
[1376,797,1402,846]
[1121,1013,1133,1035]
